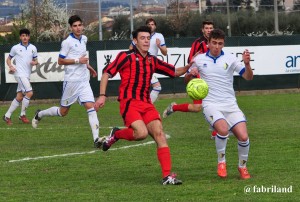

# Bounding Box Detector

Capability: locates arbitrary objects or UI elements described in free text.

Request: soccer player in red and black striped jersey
[162,21,217,138]
[94,26,194,185]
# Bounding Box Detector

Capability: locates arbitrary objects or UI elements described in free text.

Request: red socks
[115,128,135,141]
[157,147,172,178]
[172,103,189,112]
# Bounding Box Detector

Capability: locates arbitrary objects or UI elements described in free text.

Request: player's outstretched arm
[94,73,109,111]
[175,60,194,77]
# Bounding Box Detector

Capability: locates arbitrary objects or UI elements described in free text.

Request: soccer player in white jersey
[3,29,38,125]
[189,29,253,179]
[129,18,167,103]
[31,15,103,148]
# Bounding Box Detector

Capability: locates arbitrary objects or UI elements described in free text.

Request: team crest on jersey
[224,63,228,70]
[210,116,213,121]
[148,56,152,63]
[203,63,207,68]
[75,44,78,47]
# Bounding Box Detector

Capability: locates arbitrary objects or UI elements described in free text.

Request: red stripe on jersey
[188,36,208,63]
[104,49,175,103]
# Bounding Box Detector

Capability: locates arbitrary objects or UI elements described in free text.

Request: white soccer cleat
[32,109,41,128]
[162,102,176,118]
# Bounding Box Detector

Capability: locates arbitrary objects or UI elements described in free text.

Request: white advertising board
[4,45,300,83]
[96,45,300,80]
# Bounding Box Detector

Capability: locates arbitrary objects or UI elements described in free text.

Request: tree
[293,0,300,10]
[110,16,130,40]
[206,0,213,13]
[19,0,71,42]
[166,0,190,37]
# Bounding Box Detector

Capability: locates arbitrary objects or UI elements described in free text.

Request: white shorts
[151,74,159,85]
[203,103,246,131]
[61,80,95,107]
[15,76,32,93]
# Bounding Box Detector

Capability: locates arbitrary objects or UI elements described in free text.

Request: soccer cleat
[238,167,251,179]
[94,136,106,149]
[32,109,41,128]
[102,127,120,151]
[3,116,12,126]
[217,162,227,178]
[162,173,182,185]
[19,115,30,124]
[162,102,176,118]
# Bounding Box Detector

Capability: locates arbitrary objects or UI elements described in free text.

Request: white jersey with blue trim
[59,33,89,82]
[131,32,166,57]
[9,43,38,78]
[190,50,245,107]
[149,32,165,56]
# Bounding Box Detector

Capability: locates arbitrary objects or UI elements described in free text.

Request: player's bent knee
[134,129,148,140]
[217,129,229,136]
[60,109,69,117]
[26,91,33,98]
[237,134,249,142]
[194,105,202,112]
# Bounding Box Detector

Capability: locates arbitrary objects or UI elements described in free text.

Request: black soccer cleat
[102,127,120,151]
[162,173,182,185]
[94,137,106,149]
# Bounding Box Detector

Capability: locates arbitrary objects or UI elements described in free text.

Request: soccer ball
[186,78,209,100]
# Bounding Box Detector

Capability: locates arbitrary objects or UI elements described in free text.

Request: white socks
[39,106,61,118]
[150,86,162,103]
[87,108,99,141]
[5,98,20,118]
[215,134,229,163]
[20,96,30,116]
[238,139,250,168]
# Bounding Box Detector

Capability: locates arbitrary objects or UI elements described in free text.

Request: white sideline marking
[8,134,171,163]
[0,126,126,130]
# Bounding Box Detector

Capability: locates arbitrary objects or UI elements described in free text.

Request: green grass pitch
[0,93,299,201]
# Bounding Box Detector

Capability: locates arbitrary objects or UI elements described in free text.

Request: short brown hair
[145,18,156,26]
[209,29,225,41]
[132,26,151,39]
[202,20,214,28]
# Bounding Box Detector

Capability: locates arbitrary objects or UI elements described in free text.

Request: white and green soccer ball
[186,78,209,100]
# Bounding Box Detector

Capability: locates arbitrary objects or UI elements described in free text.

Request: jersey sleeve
[159,34,166,46]
[103,52,129,78]
[231,56,245,76]
[188,40,198,63]
[32,46,38,59]
[59,40,69,59]
[9,45,17,58]
[154,57,175,78]
[131,40,136,46]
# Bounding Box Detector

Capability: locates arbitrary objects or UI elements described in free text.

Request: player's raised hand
[242,49,251,65]
[156,38,161,47]
[79,54,89,64]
